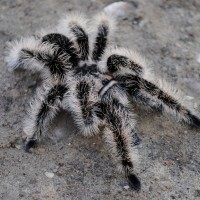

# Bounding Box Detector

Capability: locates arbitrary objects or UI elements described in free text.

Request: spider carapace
[5,12,200,191]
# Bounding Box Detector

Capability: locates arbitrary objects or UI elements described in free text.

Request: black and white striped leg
[21,47,70,80]
[57,13,90,62]
[101,87,141,190]
[65,76,102,136]
[5,36,71,80]
[118,74,200,127]
[92,18,110,62]
[106,54,143,75]
[70,25,89,61]
[98,48,146,75]
[6,37,42,71]
[24,84,68,152]
[41,33,80,67]
[92,23,108,62]
[131,88,163,112]
[91,13,116,62]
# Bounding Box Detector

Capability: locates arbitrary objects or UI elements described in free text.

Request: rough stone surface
[0,0,200,199]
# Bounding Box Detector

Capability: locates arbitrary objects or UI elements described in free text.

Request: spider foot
[132,132,142,145]
[127,174,141,191]
[190,114,200,128]
[24,139,37,153]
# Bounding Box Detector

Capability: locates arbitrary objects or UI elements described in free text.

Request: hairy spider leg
[24,83,68,152]
[106,54,143,75]
[64,74,102,136]
[5,37,43,71]
[92,20,108,62]
[101,49,200,127]
[98,47,147,74]
[91,13,116,62]
[57,13,90,61]
[5,36,71,80]
[70,24,89,61]
[100,84,141,191]
[99,49,162,111]
[118,74,200,127]
[130,88,164,111]
[41,33,80,67]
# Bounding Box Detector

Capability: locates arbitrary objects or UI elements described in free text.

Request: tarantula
[5,12,200,191]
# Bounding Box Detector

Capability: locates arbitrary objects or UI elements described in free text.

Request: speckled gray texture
[0,0,200,199]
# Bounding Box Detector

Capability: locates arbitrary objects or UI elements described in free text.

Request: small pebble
[196,54,200,64]
[15,144,22,149]
[104,2,133,17]
[123,185,130,190]
[58,160,64,166]
[119,183,130,190]
[44,172,54,179]
[154,176,160,181]
[21,132,27,141]
[175,43,181,48]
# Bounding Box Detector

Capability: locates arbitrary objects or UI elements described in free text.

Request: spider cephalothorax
[5,12,200,191]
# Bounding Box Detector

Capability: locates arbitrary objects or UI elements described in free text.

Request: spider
[5,12,200,191]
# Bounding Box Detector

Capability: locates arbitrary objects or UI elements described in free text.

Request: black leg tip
[133,133,142,146]
[24,140,37,153]
[127,174,141,191]
[188,113,200,128]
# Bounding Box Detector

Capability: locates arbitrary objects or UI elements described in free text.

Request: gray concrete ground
[0,0,200,199]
